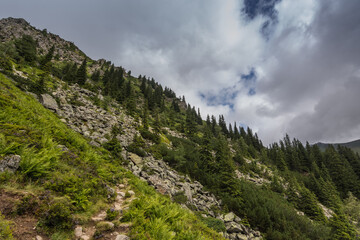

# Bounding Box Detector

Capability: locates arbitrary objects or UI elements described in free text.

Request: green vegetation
[0,213,13,240]
[122,176,222,239]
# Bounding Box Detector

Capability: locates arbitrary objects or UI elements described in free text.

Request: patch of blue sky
[199,88,238,110]
[242,0,281,39]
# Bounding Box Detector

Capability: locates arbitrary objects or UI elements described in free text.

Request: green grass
[123,174,224,240]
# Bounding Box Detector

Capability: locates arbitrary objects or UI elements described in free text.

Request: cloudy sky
[2,0,360,145]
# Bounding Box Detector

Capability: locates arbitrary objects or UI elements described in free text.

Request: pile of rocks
[235,170,270,186]
[0,154,21,173]
[128,154,262,240]
[37,84,139,147]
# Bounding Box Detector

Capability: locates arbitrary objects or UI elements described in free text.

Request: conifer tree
[76,59,87,85]
[40,45,55,67]
[15,34,37,63]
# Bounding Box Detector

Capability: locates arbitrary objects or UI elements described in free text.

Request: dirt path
[74,183,134,240]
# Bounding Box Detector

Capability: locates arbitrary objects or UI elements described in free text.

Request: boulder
[224,212,236,222]
[74,226,83,238]
[40,94,58,112]
[235,233,248,240]
[183,182,192,202]
[115,235,130,240]
[0,155,21,172]
[226,222,243,233]
[129,153,143,166]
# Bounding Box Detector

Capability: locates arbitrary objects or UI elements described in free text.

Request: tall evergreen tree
[76,59,87,85]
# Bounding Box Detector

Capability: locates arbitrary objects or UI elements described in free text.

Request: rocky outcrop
[0,155,21,172]
[0,17,86,64]
[44,84,139,147]
[235,170,270,186]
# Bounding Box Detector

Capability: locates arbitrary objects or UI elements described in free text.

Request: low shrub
[0,213,13,240]
[105,208,119,221]
[40,198,73,230]
[172,191,187,204]
[140,128,160,144]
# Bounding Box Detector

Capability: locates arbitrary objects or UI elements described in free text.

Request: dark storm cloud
[256,0,360,143]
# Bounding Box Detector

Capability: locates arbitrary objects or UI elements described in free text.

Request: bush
[0,57,12,71]
[199,215,226,233]
[14,195,38,215]
[40,199,73,230]
[172,191,187,204]
[103,138,122,158]
[127,144,146,157]
[105,208,119,221]
[140,128,160,144]
[0,213,13,240]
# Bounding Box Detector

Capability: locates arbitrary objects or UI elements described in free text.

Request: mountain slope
[1,17,360,240]
[0,72,223,239]
[317,139,360,154]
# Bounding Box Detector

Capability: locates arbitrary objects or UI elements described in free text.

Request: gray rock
[115,234,130,240]
[57,145,69,152]
[89,140,100,147]
[27,92,38,100]
[99,137,108,144]
[236,233,248,240]
[183,182,192,202]
[0,155,21,172]
[234,216,242,223]
[35,236,43,240]
[74,226,83,238]
[40,94,58,111]
[226,222,243,233]
[224,212,236,222]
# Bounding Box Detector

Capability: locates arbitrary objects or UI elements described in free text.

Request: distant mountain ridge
[316,139,360,154]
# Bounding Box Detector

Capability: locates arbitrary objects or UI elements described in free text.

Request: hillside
[1,17,360,240]
[317,139,360,154]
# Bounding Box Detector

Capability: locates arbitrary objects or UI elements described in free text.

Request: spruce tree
[40,45,55,67]
[76,59,87,85]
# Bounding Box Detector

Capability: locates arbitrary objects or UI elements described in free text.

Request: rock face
[0,155,21,172]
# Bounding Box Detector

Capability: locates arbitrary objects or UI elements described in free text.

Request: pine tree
[76,59,87,85]
[15,34,37,63]
[40,45,55,67]
[91,70,100,82]
[63,63,77,83]
[142,102,149,129]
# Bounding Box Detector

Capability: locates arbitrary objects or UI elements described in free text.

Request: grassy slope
[0,72,223,239]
